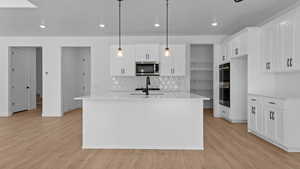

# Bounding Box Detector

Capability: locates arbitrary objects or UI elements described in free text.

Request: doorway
[61,47,91,114]
[190,44,214,109]
[9,47,43,114]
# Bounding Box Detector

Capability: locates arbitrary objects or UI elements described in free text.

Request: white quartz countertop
[75,92,210,101]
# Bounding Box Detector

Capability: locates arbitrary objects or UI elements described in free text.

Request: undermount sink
[130,92,164,96]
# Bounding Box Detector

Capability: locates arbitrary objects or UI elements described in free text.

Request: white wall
[0,35,224,117]
[274,73,300,97]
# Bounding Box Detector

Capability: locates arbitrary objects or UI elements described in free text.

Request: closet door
[10,48,36,113]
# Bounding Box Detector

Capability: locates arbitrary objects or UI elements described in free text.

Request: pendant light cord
[119,0,121,50]
[166,0,169,49]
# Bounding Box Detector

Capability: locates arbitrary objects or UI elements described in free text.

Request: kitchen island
[75,92,209,150]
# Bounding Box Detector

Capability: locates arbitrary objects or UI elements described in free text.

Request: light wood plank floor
[0,108,300,169]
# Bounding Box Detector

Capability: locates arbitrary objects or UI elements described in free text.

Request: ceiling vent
[0,0,37,8]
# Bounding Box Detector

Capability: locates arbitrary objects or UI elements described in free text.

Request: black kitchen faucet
[142,76,151,95]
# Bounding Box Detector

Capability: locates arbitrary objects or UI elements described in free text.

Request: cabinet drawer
[263,97,284,109]
[248,95,259,103]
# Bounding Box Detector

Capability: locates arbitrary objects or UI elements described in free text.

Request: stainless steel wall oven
[219,63,230,107]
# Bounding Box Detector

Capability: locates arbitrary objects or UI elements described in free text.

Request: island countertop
[75,92,210,101]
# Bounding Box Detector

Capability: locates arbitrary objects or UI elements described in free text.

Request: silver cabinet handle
[268,102,276,105]
[290,58,293,67]
[287,58,290,67]
[251,99,256,101]
[251,106,256,114]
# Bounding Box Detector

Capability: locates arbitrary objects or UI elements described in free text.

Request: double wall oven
[219,63,230,107]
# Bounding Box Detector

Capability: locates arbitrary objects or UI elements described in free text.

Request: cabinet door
[279,15,296,72]
[135,45,148,62]
[239,33,248,56]
[220,43,229,63]
[231,36,241,58]
[264,107,275,140]
[110,45,135,76]
[273,109,284,144]
[160,45,186,76]
[172,45,186,76]
[135,44,159,62]
[248,103,257,132]
[294,10,300,71]
[147,44,160,62]
[262,24,279,72]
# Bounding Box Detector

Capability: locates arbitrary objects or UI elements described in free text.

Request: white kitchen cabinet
[110,45,135,76]
[160,45,186,76]
[261,10,300,73]
[261,23,279,72]
[248,94,300,152]
[220,42,230,64]
[230,31,248,59]
[262,98,284,145]
[135,44,160,62]
[248,96,264,135]
[279,13,297,72]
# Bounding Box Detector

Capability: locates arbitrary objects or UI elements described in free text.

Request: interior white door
[10,47,36,113]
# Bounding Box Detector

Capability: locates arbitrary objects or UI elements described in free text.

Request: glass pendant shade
[165,47,171,57]
[117,48,123,57]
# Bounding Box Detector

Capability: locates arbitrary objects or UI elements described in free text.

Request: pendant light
[117,0,124,57]
[164,0,171,57]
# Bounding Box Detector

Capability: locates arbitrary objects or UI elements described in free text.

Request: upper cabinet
[220,42,230,63]
[261,10,300,73]
[279,14,296,72]
[261,23,279,72]
[110,45,135,76]
[135,44,160,62]
[160,45,186,76]
[110,44,186,77]
[230,31,248,58]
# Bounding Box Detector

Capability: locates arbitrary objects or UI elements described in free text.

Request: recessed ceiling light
[99,24,105,28]
[154,23,160,27]
[211,21,219,27]
[40,24,46,29]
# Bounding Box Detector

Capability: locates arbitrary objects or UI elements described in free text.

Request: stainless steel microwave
[136,62,160,76]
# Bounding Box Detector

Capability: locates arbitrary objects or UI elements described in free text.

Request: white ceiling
[0,0,299,36]
[0,0,36,8]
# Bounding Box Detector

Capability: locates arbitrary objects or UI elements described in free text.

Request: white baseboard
[0,112,12,117]
[82,145,204,151]
[248,130,300,152]
[42,112,63,117]
[224,117,247,123]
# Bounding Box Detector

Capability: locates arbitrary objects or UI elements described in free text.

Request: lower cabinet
[248,94,300,152]
[248,96,263,135]
[263,106,284,145]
